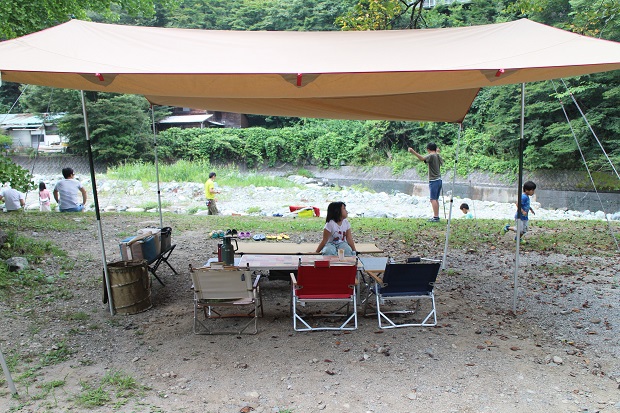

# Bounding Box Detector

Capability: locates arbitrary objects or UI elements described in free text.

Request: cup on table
[337,248,345,260]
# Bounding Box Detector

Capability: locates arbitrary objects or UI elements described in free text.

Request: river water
[327,178,620,214]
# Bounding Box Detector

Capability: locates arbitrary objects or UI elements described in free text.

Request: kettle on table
[221,235,238,266]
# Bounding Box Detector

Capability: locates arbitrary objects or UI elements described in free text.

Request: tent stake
[81,91,114,316]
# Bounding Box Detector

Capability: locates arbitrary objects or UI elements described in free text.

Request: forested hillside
[1,0,618,182]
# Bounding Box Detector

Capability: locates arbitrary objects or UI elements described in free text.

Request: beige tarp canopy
[1,18,619,122]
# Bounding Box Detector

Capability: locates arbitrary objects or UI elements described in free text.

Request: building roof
[0,113,64,129]
[0,113,43,128]
[158,114,213,124]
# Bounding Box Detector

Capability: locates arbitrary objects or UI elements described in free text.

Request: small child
[502,181,536,242]
[39,182,51,212]
[316,201,357,256]
[460,203,473,219]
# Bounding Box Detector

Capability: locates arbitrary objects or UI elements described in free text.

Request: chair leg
[292,295,358,332]
[375,294,437,329]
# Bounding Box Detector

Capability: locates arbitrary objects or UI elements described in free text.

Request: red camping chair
[290,259,358,331]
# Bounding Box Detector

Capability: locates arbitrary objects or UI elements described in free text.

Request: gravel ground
[1,182,619,412]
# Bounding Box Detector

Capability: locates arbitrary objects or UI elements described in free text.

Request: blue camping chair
[367,258,441,329]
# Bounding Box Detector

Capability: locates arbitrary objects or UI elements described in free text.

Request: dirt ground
[1,213,619,413]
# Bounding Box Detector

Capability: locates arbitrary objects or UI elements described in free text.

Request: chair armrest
[290,272,298,286]
[368,272,385,285]
[252,273,262,289]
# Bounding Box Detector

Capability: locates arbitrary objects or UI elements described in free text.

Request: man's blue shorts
[429,179,442,200]
[60,204,84,212]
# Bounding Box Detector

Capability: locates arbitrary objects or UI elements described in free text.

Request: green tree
[0,0,159,39]
[58,93,153,164]
[19,85,81,114]
[337,0,426,30]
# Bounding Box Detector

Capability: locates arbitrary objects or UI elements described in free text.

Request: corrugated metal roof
[158,114,213,124]
[0,113,43,127]
[0,113,64,128]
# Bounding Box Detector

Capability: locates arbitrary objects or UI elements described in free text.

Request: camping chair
[290,259,358,332]
[189,265,263,335]
[368,258,441,329]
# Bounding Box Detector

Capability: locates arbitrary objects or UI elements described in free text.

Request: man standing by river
[408,142,444,222]
[204,172,221,215]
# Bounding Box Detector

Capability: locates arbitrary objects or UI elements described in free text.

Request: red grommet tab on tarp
[495,69,505,77]
[296,73,302,86]
[96,73,104,81]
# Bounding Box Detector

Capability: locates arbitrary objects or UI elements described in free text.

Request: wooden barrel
[108,261,152,314]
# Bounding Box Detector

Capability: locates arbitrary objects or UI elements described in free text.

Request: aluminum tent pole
[442,123,462,270]
[513,83,525,314]
[151,105,163,228]
[81,91,114,315]
[0,346,17,395]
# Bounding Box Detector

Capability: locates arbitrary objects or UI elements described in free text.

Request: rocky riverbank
[20,174,620,221]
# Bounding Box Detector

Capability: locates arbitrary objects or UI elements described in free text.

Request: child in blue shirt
[502,181,536,242]
[460,203,473,219]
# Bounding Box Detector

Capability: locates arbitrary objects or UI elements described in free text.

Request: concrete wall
[10,155,107,176]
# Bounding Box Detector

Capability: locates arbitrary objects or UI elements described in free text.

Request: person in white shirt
[53,167,87,212]
[316,201,357,256]
[0,185,25,212]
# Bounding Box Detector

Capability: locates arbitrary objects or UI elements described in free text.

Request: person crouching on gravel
[316,201,357,256]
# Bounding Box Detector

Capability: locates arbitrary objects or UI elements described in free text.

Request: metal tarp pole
[513,83,525,313]
[0,346,17,394]
[442,123,462,269]
[151,105,163,228]
[81,91,114,315]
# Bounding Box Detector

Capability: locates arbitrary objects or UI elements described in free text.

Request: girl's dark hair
[39,182,46,191]
[325,201,346,223]
[209,172,216,179]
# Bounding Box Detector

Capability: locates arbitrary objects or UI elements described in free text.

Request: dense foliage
[0,0,618,178]
[0,0,163,39]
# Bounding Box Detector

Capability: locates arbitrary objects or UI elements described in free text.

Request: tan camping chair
[189,265,263,335]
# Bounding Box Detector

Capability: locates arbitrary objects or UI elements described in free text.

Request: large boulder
[6,257,28,271]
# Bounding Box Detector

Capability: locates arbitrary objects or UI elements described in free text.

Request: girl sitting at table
[316,201,357,256]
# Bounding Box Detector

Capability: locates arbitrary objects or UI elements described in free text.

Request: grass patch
[137,200,172,210]
[0,212,90,232]
[141,214,620,257]
[75,383,111,407]
[0,231,66,265]
[294,168,314,178]
[349,183,375,193]
[107,160,301,189]
[74,370,144,408]
[40,341,73,367]
[63,311,90,322]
